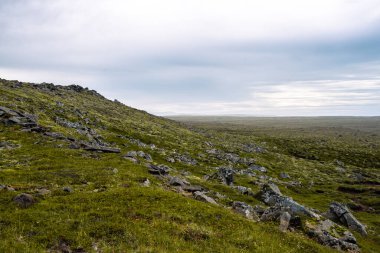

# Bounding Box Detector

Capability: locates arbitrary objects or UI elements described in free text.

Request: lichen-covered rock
[305,219,360,252]
[258,183,320,219]
[206,167,234,186]
[326,202,367,236]
[232,201,260,221]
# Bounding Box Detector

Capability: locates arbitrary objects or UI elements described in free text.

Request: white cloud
[137,80,380,116]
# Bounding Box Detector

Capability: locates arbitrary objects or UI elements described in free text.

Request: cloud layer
[0,0,380,115]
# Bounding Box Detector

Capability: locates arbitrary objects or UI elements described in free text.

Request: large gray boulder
[258,183,320,219]
[326,202,367,236]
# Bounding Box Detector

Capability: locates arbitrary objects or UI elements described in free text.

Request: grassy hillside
[0,79,379,252]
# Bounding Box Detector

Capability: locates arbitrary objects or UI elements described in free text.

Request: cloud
[138,80,380,116]
[0,0,380,115]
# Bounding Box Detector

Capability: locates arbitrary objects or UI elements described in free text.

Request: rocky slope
[0,78,378,252]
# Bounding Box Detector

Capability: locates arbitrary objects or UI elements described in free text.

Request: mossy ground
[0,79,379,252]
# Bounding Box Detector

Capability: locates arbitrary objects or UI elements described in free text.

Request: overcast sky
[1,0,380,116]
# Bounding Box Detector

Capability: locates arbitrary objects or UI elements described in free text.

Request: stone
[261,206,286,221]
[44,132,66,140]
[124,156,138,163]
[82,145,120,153]
[36,188,51,196]
[233,185,254,196]
[326,202,367,236]
[137,151,153,161]
[232,201,260,220]
[63,186,73,193]
[169,177,189,187]
[0,106,39,129]
[207,167,234,186]
[249,165,267,173]
[141,178,150,187]
[166,157,175,163]
[148,164,170,176]
[193,191,218,205]
[224,153,240,164]
[0,141,19,149]
[182,185,204,192]
[279,172,290,179]
[13,193,35,208]
[279,212,291,232]
[305,219,360,252]
[258,183,320,219]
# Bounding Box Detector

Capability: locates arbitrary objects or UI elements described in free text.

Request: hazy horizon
[1,0,380,116]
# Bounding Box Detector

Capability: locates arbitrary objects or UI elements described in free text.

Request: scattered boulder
[325,202,367,236]
[249,165,267,173]
[148,164,170,176]
[137,151,153,161]
[258,183,320,219]
[63,186,73,193]
[232,201,260,220]
[0,106,42,130]
[81,143,120,153]
[44,132,66,140]
[233,185,254,196]
[173,153,197,165]
[0,141,19,149]
[236,169,256,177]
[141,178,151,187]
[36,188,51,196]
[305,219,360,252]
[182,185,204,192]
[169,177,189,187]
[166,157,175,163]
[0,185,15,191]
[279,172,290,179]
[224,153,240,164]
[13,193,35,208]
[242,143,266,153]
[123,152,139,163]
[206,167,234,186]
[193,191,218,205]
[260,205,288,221]
[279,212,291,232]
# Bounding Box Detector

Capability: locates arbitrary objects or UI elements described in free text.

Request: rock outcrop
[258,183,320,219]
[325,202,367,236]
[305,219,360,252]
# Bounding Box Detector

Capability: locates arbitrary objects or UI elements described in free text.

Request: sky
[0,0,380,116]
